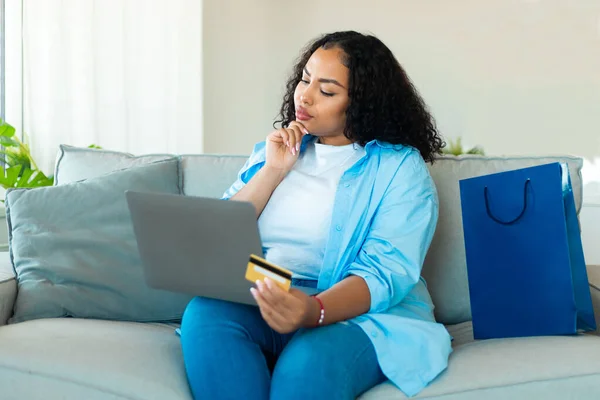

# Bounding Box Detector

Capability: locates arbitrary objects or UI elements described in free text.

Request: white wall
[203,0,600,160]
[202,0,306,155]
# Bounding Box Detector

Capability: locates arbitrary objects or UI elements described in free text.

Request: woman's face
[294,47,351,146]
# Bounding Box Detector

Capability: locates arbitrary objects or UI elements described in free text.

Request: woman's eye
[300,79,309,84]
[321,90,334,97]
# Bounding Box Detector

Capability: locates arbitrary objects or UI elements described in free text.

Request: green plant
[0,119,54,190]
[0,119,101,191]
[442,137,485,156]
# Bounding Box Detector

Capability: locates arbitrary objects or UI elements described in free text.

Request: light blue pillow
[53,144,174,185]
[6,158,193,324]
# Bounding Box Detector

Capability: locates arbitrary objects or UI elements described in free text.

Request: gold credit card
[245,254,292,292]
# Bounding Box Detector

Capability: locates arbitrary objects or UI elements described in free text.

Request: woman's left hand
[251,278,316,334]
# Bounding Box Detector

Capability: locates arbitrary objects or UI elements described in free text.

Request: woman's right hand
[264,121,308,175]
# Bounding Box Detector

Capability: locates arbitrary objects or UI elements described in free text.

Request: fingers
[268,128,297,156]
[257,279,295,313]
[283,128,298,156]
[267,122,308,157]
[250,287,288,329]
[285,127,302,156]
[286,122,309,156]
[278,129,290,148]
[289,121,309,135]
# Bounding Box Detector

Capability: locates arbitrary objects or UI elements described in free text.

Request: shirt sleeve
[221,142,267,200]
[343,152,439,313]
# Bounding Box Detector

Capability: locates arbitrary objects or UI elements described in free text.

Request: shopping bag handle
[484,179,531,225]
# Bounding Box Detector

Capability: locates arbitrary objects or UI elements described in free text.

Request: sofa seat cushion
[0,318,192,400]
[360,325,600,399]
[2,319,599,400]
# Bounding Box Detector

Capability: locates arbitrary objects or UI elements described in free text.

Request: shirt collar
[301,135,404,154]
[366,139,404,152]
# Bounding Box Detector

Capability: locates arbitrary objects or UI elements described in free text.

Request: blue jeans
[180,296,386,400]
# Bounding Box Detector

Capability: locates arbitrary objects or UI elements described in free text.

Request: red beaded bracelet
[313,296,325,327]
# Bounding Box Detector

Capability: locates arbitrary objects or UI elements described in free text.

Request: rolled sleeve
[344,155,439,313]
[221,174,247,200]
[221,142,266,200]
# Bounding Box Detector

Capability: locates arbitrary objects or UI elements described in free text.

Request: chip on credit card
[245,254,292,292]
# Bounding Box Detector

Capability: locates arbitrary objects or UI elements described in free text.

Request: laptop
[125,191,318,306]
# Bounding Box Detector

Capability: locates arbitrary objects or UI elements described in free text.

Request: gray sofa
[0,146,598,399]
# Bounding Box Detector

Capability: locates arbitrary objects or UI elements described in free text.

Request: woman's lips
[295,107,312,121]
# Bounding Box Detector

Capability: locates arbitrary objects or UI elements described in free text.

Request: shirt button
[371,331,378,338]
[344,183,350,188]
[336,225,342,231]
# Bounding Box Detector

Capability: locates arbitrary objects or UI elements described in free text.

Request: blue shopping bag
[459,162,596,340]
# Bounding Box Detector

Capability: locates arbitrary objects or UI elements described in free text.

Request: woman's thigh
[180,296,295,358]
[180,297,294,399]
[270,322,386,400]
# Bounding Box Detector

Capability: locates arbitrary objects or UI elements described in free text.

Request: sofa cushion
[54,144,175,185]
[1,318,598,400]
[0,252,16,326]
[0,318,192,400]
[360,325,600,399]
[423,155,584,325]
[52,148,586,326]
[6,159,192,324]
[180,154,247,197]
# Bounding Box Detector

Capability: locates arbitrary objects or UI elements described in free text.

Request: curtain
[14,0,202,174]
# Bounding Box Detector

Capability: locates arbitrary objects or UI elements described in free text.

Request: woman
[180,31,452,399]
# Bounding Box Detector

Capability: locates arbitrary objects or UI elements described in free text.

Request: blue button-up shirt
[222,135,452,397]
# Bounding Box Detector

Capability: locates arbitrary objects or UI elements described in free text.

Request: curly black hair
[274,31,445,163]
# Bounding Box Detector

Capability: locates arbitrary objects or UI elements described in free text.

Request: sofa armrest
[0,251,16,326]
[588,264,600,336]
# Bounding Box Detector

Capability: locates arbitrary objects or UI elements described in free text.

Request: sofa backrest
[180,154,584,325]
[180,155,247,198]
[53,145,584,325]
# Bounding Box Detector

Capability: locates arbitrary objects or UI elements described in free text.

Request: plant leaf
[466,146,485,155]
[0,149,31,169]
[0,122,16,138]
[0,150,20,167]
[29,171,54,187]
[15,168,35,187]
[442,137,484,156]
[0,136,19,147]
[0,165,22,189]
[6,165,22,183]
[0,166,54,189]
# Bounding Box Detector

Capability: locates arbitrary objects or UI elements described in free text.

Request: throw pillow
[6,159,193,324]
[54,144,174,185]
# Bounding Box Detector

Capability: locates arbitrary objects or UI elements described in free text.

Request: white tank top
[257,140,366,280]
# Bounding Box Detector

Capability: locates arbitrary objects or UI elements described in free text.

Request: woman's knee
[181,296,262,339]
[182,297,248,324]
[183,296,223,320]
[181,297,220,331]
[271,328,346,397]
[270,324,384,399]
